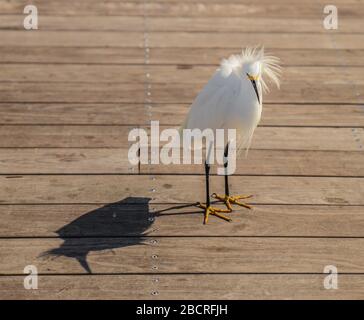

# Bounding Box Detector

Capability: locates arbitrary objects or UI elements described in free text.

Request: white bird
[181,47,281,224]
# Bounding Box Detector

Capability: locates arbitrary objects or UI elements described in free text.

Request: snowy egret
[181,47,281,224]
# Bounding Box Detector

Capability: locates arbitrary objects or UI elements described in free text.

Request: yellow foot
[197,202,232,224]
[212,193,253,211]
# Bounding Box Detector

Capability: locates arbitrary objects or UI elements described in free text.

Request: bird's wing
[183,68,240,131]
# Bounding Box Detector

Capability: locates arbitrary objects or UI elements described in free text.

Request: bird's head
[244,61,262,104]
[220,46,282,103]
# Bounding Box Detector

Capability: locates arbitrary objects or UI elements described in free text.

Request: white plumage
[180,46,281,224]
[182,46,281,155]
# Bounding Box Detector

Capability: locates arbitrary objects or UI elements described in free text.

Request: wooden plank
[1,237,364,274]
[1,48,363,66]
[0,83,146,103]
[0,82,361,104]
[143,150,364,176]
[150,17,362,33]
[142,66,364,84]
[1,1,363,18]
[1,15,362,33]
[2,65,364,84]
[0,125,137,148]
[0,103,147,125]
[1,204,364,237]
[147,33,364,49]
[149,48,364,66]
[0,126,362,150]
[150,83,362,104]
[0,65,362,103]
[0,47,145,64]
[1,64,362,104]
[1,103,363,127]
[0,175,363,205]
[1,274,363,300]
[0,15,144,31]
[0,64,149,83]
[1,149,363,176]
[1,32,364,49]
[0,31,143,47]
[149,104,364,127]
[0,148,136,174]
[0,1,148,15]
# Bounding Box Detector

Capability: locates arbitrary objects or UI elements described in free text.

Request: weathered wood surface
[1,237,364,274]
[1,1,363,18]
[0,31,144,47]
[1,31,364,49]
[1,149,363,176]
[0,0,363,299]
[2,65,364,84]
[1,48,363,66]
[142,150,364,176]
[1,204,364,237]
[1,274,364,300]
[0,149,136,174]
[147,33,364,49]
[0,82,360,103]
[1,103,363,126]
[1,16,363,33]
[0,126,362,150]
[0,175,362,205]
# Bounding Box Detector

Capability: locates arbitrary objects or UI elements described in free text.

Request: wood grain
[1,32,364,49]
[0,103,147,125]
[1,274,363,300]
[2,65,363,84]
[148,48,364,66]
[0,148,136,174]
[1,204,364,237]
[0,175,363,205]
[1,48,362,66]
[0,31,143,47]
[148,33,364,49]
[142,149,364,176]
[1,15,362,33]
[0,47,145,64]
[0,126,362,150]
[1,103,363,127]
[1,237,364,274]
[0,125,136,148]
[150,83,362,104]
[0,82,360,104]
[1,149,363,176]
[1,1,363,18]
[149,103,364,127]
[0,0,362,300]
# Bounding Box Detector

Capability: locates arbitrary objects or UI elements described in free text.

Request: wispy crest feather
[220,46,282,93]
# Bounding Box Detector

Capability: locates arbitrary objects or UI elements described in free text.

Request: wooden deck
[1,0,364,299]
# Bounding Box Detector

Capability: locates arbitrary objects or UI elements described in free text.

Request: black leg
[224,143,229,196]
[205,161,210,207]
[211,142,253,212]
[200,159,232,224]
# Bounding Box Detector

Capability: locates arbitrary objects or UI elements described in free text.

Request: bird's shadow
[41,197,200,273]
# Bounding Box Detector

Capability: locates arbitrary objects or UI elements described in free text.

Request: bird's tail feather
[39,248,92,274]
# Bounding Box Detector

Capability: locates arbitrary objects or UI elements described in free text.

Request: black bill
[251,79,260,104]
